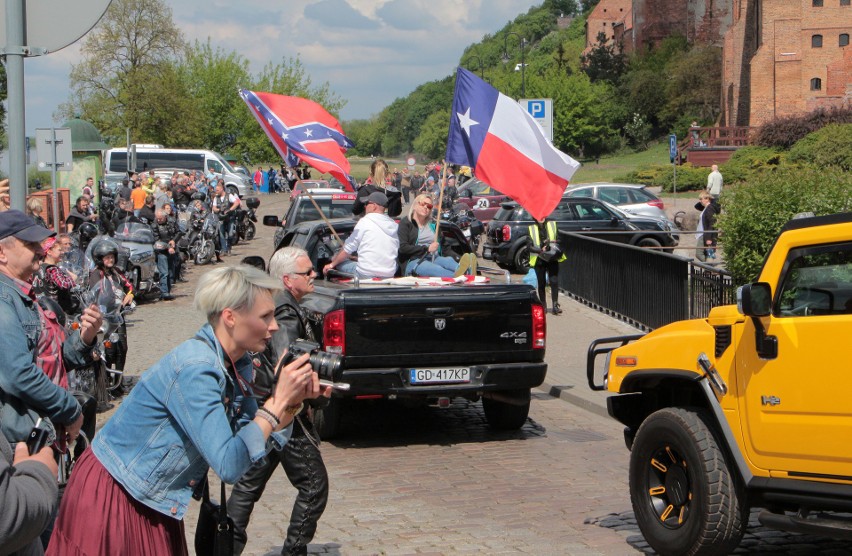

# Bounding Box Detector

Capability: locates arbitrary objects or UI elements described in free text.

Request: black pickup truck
[272,219,548,438]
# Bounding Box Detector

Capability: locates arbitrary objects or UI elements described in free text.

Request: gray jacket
[0,427,58,556]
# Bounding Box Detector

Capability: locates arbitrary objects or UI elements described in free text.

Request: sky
[21,0,543,135]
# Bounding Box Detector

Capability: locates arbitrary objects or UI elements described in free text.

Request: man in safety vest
[528,218,566,315]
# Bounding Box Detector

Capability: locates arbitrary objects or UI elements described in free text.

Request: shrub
[752,106,852,149]
[658,163,707,192]
[720,146,785,184]
[718,166,852,285]
[787,123,852,172]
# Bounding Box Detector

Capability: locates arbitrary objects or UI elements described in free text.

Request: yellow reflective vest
[528,221,566,266]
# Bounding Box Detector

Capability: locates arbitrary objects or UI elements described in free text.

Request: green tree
[659,45,722,131]
[580,32,627,85]
[344,118,382,157]
[719,166,852,284]
[57,0,189,144]
[412,109,450,160]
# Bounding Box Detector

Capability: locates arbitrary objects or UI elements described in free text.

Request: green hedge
[718,166,852,285]
[787,123,852,172]
[618,163,707,192]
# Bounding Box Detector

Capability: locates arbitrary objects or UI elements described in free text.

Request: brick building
[721,0,852,127]
[584,0,733,54]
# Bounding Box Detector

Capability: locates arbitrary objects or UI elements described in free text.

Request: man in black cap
[0,210,102,445]
[323,191,399,279]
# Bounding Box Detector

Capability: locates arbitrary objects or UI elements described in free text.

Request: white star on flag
[304,128,313,138]
[456,107,478,136]
[281,132,288,140]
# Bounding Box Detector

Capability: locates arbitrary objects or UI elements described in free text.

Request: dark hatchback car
[482,197,679,273]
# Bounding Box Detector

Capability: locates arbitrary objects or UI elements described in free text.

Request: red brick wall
[722,0,851,128]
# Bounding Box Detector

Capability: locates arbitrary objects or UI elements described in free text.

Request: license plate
[410,367,470,385]
[463,228,471,238]
[483,247,492,258]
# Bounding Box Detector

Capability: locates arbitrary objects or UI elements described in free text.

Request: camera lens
[309,351,342,382]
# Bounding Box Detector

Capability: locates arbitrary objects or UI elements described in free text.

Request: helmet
[191,191,206,201]
[77,222,98,242]
[92,240,119,267]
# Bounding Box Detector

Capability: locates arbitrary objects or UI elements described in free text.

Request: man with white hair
[228,246,330,556]
[706,164,723,201]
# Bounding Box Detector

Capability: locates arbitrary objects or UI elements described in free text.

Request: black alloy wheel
[629,407,746,556]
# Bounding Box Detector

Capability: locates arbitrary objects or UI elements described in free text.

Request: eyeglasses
[420,202,434,209]
[291,268,315,276]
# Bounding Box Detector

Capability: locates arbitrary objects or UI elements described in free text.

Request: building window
[812,0,823,6]
[842,0,850,6]
[811,77,822,90]
[841,33,850,46]
[812,34,823,47]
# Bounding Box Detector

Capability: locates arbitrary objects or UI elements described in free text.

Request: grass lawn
[570,141,671,184]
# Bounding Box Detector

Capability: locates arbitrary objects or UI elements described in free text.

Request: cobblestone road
[109,192,852,555]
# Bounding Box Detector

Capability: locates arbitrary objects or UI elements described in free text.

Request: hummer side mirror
[738,282,772,317]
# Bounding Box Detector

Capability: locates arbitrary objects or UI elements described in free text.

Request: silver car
[566,183,667,220]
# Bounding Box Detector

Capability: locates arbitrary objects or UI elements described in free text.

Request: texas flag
[239,89,356,190]
[445,68,580,221]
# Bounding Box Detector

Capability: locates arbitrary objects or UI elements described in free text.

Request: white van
[103,147,254,197]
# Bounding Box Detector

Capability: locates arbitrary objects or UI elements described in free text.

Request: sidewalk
[537,290,641,418]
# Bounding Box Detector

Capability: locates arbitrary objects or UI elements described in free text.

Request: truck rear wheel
[313,397,342,439]
[482,389,530,430]
[629,407,746,556]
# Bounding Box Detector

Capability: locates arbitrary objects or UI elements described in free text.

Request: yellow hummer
[587,213,852,555]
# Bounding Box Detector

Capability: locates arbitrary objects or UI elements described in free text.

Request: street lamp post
[466,55,485,80]
[502,32,527,98]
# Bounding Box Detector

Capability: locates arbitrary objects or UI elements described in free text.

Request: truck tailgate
[338,285,543,368]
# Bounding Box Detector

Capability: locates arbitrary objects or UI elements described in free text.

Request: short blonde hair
[194,265,282,323]
[26,197,43,214]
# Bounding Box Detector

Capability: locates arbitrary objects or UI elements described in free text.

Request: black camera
[27,418,52,455]
[282,339,343,383]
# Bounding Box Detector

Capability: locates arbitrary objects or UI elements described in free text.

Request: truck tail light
[323,309,345,355]
[502,224,511,242]
[532,303,546,349]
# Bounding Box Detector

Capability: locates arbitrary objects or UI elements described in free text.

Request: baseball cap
[366,191,388,207]
[0,210,55,242]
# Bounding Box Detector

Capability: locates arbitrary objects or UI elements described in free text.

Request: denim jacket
[0,273,89,443]
[92,324,291,519]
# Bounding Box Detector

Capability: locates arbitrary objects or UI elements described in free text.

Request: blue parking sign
[669,134,677,163]
[527,100,545,118]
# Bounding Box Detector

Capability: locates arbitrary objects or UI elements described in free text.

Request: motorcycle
[440,203,485,254]
[112,222,160,300]
[192,212,219,265]
[67,279,134,408]
[235,197,260,242]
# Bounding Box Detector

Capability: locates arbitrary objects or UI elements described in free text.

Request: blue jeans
[218,215,232,253]
[156,252,171,295]
[405,255,457,277]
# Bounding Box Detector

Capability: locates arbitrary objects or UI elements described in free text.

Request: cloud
[304,0,379,29]
[376,0,440,31]
[20,0,544,133]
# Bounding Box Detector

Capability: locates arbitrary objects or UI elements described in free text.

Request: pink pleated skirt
[46,448,188,556]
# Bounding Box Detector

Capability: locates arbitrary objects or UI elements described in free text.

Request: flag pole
[304,187,343,245]
[434,161,448,237]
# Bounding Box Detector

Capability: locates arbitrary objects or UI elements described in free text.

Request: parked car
[587,212,852,554]
[566,183,667,220]
[482,196,679,273]
[264,191,357,249]
[289,179,343,201]
[455,178,511,225]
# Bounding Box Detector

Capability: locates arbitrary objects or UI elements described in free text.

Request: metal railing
[556,232,736,331]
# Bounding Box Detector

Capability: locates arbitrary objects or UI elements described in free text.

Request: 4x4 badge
[761,395,781,406]
[434,318,446,331]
